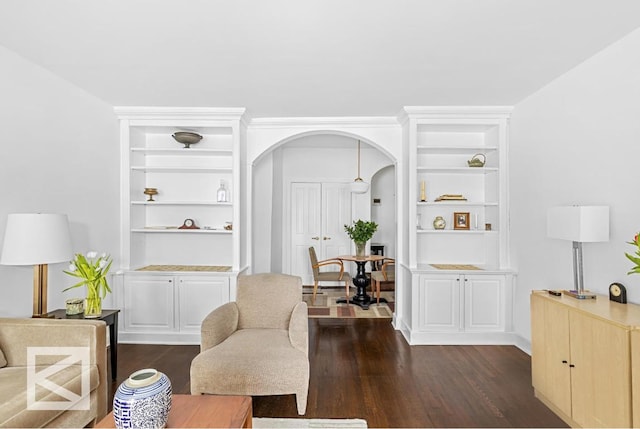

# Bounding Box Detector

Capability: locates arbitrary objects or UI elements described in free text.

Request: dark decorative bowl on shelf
[172,131,202,148]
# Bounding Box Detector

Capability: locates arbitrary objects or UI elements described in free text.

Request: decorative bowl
[172,131,202,148]
[144,188,158,202]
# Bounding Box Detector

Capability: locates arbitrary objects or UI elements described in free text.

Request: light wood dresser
[531,290,640,428]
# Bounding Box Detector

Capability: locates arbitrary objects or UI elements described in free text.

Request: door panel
[290,182,351,284]
[321,183,352,259]
[464,275,504,331]
[419,275,460,331]
[544,300,572,418]
[178,276,230,332]
[124,275,175,332]
[291,183,322,283]
[570,311,631,428]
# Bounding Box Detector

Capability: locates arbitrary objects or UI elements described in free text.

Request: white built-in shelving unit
[398,107,516,345]
[114,107,247,344]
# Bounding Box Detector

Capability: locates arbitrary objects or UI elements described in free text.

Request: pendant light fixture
[350,140,369,193]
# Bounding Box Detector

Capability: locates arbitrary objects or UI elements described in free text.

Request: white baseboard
[403,330,519,345]
[118,331,201,345]
[512,334,531,355]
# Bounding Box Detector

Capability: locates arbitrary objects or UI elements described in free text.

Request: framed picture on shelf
[453,212,470,230]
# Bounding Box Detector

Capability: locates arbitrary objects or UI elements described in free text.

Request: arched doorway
[251,133,394,278]
[246,119,403,320]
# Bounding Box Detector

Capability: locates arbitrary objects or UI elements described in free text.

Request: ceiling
[1,0,640,118]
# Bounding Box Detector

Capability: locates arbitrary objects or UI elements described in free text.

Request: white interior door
[291,182,351,284]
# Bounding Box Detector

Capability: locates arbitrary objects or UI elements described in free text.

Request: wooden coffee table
[96,394,252,428]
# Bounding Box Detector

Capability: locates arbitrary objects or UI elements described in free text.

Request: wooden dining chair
[370,258,395,304]
[308,247,351,305]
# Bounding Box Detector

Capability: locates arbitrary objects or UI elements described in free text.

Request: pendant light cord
[357,140,361,180]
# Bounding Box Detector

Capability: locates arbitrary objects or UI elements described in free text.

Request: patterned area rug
[303,287,394,318]
[136,264,231,272]
[253,418,367,428]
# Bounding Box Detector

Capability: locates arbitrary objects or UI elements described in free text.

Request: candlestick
[420,181,426,202]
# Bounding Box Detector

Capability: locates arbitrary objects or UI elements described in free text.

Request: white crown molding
[401,105,514,119]
[248,116,400,130]
[113,106,247,121]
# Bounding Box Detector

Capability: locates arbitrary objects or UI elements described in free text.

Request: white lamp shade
[547,206,609,242]
[350,179,370,194]
[0,213,73,265]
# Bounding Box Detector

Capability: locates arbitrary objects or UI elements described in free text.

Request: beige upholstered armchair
[190,273,309,415]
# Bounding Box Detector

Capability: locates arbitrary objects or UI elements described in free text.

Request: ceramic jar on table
[113,368,172,429]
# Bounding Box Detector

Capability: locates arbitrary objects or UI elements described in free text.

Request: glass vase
[85,292,102,318]
[355,242,366,257]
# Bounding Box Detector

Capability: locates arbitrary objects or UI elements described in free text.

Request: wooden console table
[96,394,252,428]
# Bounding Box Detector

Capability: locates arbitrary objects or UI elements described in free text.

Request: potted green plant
[344,220,378,257]
[63,251,113,318]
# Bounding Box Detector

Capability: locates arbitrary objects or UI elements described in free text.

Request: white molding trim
[118,332,200,345]
[403,330,520,346]
[248,116,400,129]
[513,334,531,355]
[402,106,514,119]
[113,106,246,120]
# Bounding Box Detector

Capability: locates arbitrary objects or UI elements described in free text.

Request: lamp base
[32,312,55,318]
[562,289,597,300]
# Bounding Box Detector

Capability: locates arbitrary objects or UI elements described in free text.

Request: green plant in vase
[64,251,113,318]
[344,220,378,257]
[625,232,640,275]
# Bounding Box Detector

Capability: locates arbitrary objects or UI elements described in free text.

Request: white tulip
[86,251,98,259]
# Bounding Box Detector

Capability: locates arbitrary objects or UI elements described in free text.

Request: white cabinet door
[124,274,175,332]
[419,274,461,331]
[463,275,505,331]
[177,276,230,332]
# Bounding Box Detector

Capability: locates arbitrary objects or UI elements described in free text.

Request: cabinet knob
[311,237,320,240]
[562,360,568,364]
[569,364,575,368]
[323,236,331,240]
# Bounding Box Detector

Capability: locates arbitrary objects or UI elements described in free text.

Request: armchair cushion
[191,329,308,395]
[236,273,302,330]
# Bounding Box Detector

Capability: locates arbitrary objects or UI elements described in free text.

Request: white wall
[0,46,119,317]
[371,165,396,258]
[510,28,640,343]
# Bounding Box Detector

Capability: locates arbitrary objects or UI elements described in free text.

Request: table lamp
[0,213,73,317]
[547,205,609,299]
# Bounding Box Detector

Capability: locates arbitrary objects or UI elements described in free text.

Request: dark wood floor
[110,318,567,428]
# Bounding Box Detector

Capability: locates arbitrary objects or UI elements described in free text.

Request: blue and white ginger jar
[113,368,172,429]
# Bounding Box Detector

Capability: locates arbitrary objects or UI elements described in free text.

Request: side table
[46,309,119,381]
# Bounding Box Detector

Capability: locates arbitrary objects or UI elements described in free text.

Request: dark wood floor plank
[110,318,567,428]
